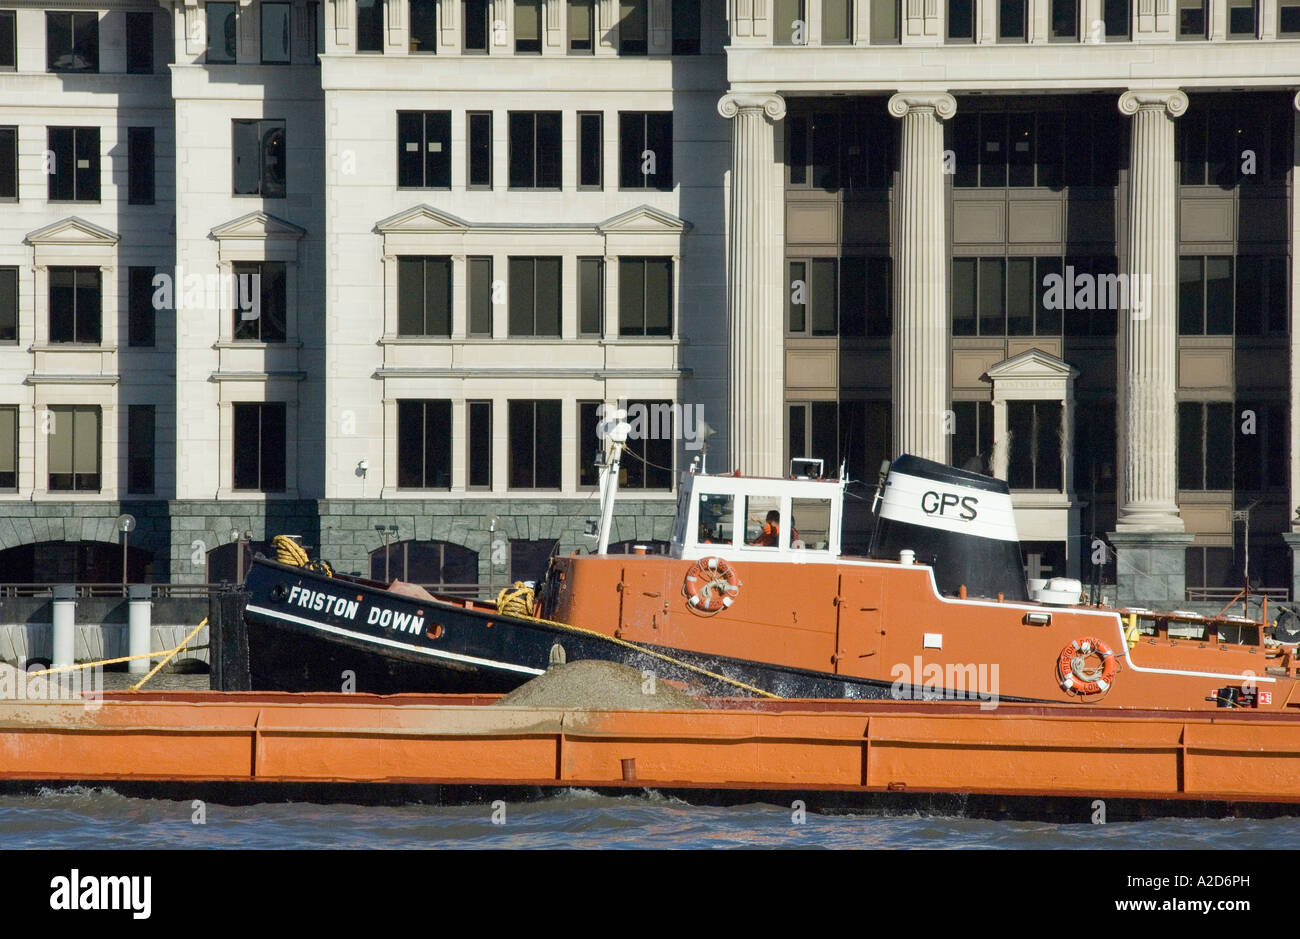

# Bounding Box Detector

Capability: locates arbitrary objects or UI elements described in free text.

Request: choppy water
[2,786,1299,849]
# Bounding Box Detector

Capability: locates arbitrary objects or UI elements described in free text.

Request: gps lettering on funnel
[920,490,979,521]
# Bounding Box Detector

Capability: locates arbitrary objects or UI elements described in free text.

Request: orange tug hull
[4,692,1300,804]
[542,554,1299,713]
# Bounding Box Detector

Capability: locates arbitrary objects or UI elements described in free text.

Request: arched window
[0,540,153,584]
[369,540,478,590]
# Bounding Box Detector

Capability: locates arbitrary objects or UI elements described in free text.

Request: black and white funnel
[870,454,1028,602]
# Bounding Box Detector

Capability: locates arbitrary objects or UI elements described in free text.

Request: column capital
[1118,89,1188,118]
[887,92,957,121]
[717,93,787,122]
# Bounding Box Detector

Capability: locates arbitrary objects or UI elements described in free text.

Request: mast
[595,408,631,555]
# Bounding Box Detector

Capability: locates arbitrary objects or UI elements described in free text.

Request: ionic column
[887,92,956,464]
[718,92,786,476]
[1116,89,1187,531]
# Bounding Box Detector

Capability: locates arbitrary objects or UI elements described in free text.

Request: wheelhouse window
[397,111,452,189]
[47,405,100,492]
[49,267,101,344]
[47,11,98,72]
[231,261,287,342]
[261,2,291,62]
[508,111,561,189]
[232,402,287,492]
[357,0,384,51]
[618,111,672,190]
[397,256,452,337]
[618,258,672,337]
[232,118,286,197]
[508,399,561,489]
[206,2,237,62]
[397,399,452,489]
[47,126,100,202]
[697,493,735,545]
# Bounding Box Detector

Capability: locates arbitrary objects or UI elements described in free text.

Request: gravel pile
[495,659,704,710]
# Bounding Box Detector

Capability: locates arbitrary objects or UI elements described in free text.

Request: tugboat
[235,411,1300,710]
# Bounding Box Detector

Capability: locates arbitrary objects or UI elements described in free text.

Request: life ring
[683,556,741,615]
[1057,636,1118,695]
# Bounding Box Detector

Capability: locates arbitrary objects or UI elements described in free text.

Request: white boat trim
[244,603,547,677]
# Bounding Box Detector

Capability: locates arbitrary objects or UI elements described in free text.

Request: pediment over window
[597,205,692,235]
[210,212,305,263]
[984,348,1078,383]
[25,217,119,247]
[374,205,472,235]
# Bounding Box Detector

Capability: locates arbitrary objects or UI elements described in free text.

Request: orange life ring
[683,556,741,615]
[1057,636,1118,695]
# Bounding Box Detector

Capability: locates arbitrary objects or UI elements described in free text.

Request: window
[1074,399,1116,497]
[619,111,672,190]
[1178,402,1233,490]
[870,0,899,40]
[619,258,672,336]
[0,11,14,69]
[232,118,286,197]
[508,111,561,189]
[47,11,98,72]
[791,498,832,550]
[231,261,287,342]
[465,0,489,51]
[619,0,647,53]
[951,401,994,475]
[947,0,973,39]
[468,256,493,335]
[1282,0,1300,33]
[467,400,492,488]
[232,402,287,491]
[1007,401,1062,491]
[1235,400,1287,492]
[410,0,437,51]
[578,400,600,487]
[1234,256,1289,336]
[397,111,451,188]
[47,405,100,492]
[1227,0,1257,35]
[1177,0,1206,37]
[744,495,782,546]
[1185,546,1237,591]
[206,2,236,62]
[998,0,1026,38]
[1102,0,1129,38]
[774,0,804,43]
[47,127,100,202]
[823,0,852,42]
[788,400,888,482]
[698,492,735,545]
[838,256,892,337]
[0,266,14,343]
[579,112,602,188]
[508,399,561,489]
[127,405,155,494]
[788,259,837,335]
[508,257,561,336]
[0,126,14,200]
[672,0,700,52]
[126,11,154,72]
[787,109,894,190]
[261,2,290,62]
[622,400,673,489]
[371,540,479,587]
[1178,106,1283,186]
[397,399,451,489]
[1050,0,1077,37]
[1178,256,1233,335]
[516,0,541,52]
[128,266,156,347]
[127,127,155,205]
[954,256,1103,337]
[569,0,595,52]
[397,256,452,337]
[357,0,384,51]
[0,405,14,490]
[467,112,492,188]
[951,110,1108,189]
[49,267,101,344]
[578,258,604,336]
[307,1,323,55]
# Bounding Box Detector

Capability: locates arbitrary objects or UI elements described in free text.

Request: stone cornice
[1118,89,1189,118]
[717,93,786,122]
[887,93,957,121]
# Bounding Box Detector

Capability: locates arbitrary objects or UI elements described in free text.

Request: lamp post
[116,514,136,591]
[375,524,399,582]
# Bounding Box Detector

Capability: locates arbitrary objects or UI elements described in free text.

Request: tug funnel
[871,454,1029,602]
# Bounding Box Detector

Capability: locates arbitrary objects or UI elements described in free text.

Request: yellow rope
[494,584,779,700]
[129,619,208,691]
[272,534,333,577]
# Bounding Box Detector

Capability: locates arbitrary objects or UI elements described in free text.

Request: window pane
[468,401,492,488]
[1179,109,1206,185]
[646,112,672,191]
[1007,401,1033,488]
[789,405,807,459]
[619,0,648,52]
[1035,257,1062,334]
[579,258,603,335]
[1007,113,1033,186]
[1006,258,1034,335]
[570,0,594,51]
[788,115,808,185]
[619,258,645,334]
[1205,403,1233,488]
[952,259,977,335]
[508,257,534,334]
[948,0,973,38]
[774,0,804,43]
[0,11,15,69]
[978,258,1004,335]
[644,259,672,336]
[579,112,602,187]
[823,0,851,41]
[410,0,437,51]
[810,258,837,336]
[1235,255,1262,335]
[1178,256,1203,334]
[75,268,101,343]
[465,0,489,49]
[866,257,891,336]
[424,111,451,187]
[397,111,423,187]
[260,404,286,491]
[50,267,75,342]
[0,406,15,488]
[1178,0,1206,35]
[0,267,15,343]
[1103,0,1128,36]
[128,266,156,347]
[536,258,560,336]
[536,112,561,188]
[74,126,99,201]
[871,0,898,39]
[1227,0,1256,34]
[232,120,261,194]
[516,0,542,52]
[811,402,838,469]
[950,113,978,187]
[789,261,807,332]
[127,405,155,493]
[999,0,1026,37]
[839,256,866,337]
[672,0,700,52]
[469,257,493,335]
[73,406,100,490]
[535,401,561,488]
[425,258,451,336]
[207,2,236,61]
[468,112,491,187]
[261,3,290,62]
[126,11,154,73]
[0,126,14,199]
[1035,402,1062,490]
[426,400,451,488]
[128,126,154,205]
[979,114,1007,187]
[1051,0,1078,34]
[357,0,384,51]
[1204,256,1232,334]
[1177,402,1203,489]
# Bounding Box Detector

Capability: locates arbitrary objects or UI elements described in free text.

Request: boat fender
[1056,636,1118,696]
[683,556,741,616]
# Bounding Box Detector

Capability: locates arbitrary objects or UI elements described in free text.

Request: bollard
[127,585,152,675]
[51,585,76,669]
